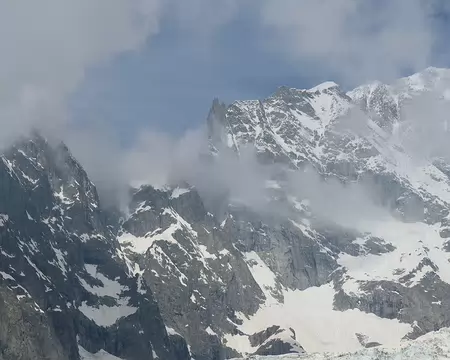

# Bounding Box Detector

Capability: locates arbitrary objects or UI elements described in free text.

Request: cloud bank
[0,0,162,147]
[1,0,449,223]
[260,0,441,85]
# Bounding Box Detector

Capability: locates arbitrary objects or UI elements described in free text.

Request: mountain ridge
[0,133,190,360]
[3,68,450,359]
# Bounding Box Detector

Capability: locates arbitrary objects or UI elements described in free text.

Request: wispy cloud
[0,0,162,147]
[1,0,450,219]
[259,0,441,85]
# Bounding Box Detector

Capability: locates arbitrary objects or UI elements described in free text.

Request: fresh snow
[226,260,412,355]
[77,264,137,327]
[171,187,191,199]
[234,194,450,355]
[259,329,305,355]
[49,246,68,277]
[54,187,74,205]
[205,326,217,336]
[308,81,339,93]
[226,283,411,354]
[134,201,152,214]
[72,67,450,357]
[0,271,14,281]
[78,264,128,298]
[166,326,181,336]
[24,255,51,282]
[339,218,450,293]
[231,327,450,360]
[78,300,137,327]
[26,211,34,221]
[119,207,197,254]
[0,214,8,226]
[1,249,15,258]
[243,251,279,302]
[198,245,217,260]
[78,344,123,360]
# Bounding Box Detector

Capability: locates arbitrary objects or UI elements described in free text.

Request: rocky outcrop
[233,327,450,359]
[116,69,450,358]
[250,326,305,356]
[119,185,265,360]
[334,274,450,339]
[0,286,68,360]
[6,68,450,360]
[0,134,189,360]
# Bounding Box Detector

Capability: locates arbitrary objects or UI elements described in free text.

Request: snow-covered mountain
[3,68,450,360]
[0,134,189,360]
[123,67,450,358]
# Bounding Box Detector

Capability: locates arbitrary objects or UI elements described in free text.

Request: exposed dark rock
[0,134,189,360]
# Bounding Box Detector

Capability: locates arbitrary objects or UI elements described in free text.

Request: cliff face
[0,134,189,360]
[120,68,450,358]
[4,68,450,360]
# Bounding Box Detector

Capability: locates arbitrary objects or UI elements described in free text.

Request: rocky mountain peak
[0,134,190,360]
[347,81,399,132]
[153,68,450,358]
[5,69,450,360]
[207,98,228,151]
[308,81,340,93]
[399,66,450,92]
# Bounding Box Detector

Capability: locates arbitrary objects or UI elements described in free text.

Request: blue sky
[3,0,450,199]
[70,6,320,142]
[65,0,450,145]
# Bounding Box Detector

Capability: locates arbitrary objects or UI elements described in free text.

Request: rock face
[0,285,67,360]
[232,327,450,360]
[119,185,266,360]
[250,326,305,356]
[118,67,450,359]
[5,68,450,360]
[117,184,349,359]
[0,134,189,360]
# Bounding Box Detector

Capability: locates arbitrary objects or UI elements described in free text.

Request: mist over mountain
[5,1,450,360]
[4,68,450,360]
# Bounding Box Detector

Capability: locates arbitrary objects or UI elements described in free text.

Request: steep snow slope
[225,272,411,354]
[78,345,123,360]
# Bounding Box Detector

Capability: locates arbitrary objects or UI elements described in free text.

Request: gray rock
[250,327,305,356]
[0,134,189,360]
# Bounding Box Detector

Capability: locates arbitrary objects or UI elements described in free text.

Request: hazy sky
[3,0,450,151]
[3,0,450,208]
[66,0,450,143]
[69,2,314,141]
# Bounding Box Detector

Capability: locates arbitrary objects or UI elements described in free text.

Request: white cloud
[121,128,207,189]
[171,0,240,34]
[1,0,447,216]
[260,0,438,85]
[0,0,162,147]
